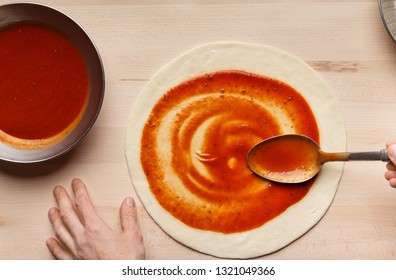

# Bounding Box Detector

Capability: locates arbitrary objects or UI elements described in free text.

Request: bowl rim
[379,0,396,44]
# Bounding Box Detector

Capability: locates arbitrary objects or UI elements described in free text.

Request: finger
[120,197,145,259]
[53,185,84,239]
[386,140,396,148]
[389,177,396,188]
[120,197,140,233]
[385,170,396,181]
[386,161,396,170]
[386,162,396,171]
[387,144,396,166]
[71,178,103,227]
[48,207,78,256]
[46,237,74,260]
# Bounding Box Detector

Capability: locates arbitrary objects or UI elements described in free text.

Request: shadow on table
[0,145,80,178]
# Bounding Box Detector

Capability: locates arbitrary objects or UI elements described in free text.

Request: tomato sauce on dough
[0,23,89,148]
[140,70,319,233]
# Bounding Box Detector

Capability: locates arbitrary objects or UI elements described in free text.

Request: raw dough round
[126,42,346,258]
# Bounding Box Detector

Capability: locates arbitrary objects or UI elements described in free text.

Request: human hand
[385,140,396,188]
[46,178,145,260]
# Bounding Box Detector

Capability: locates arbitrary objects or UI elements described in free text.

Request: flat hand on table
[46,178,145,260]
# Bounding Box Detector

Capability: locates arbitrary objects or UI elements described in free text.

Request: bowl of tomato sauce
[0,3,104,163]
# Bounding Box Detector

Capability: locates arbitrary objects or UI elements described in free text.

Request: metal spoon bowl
[247,134,389,183]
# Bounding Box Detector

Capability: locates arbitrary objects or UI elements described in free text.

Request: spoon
[246,134,389,183]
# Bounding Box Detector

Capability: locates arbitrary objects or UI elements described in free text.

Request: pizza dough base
[126,42,346,258]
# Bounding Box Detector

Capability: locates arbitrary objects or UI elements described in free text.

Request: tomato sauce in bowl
[0,23,89,149]
[0,3,104,163]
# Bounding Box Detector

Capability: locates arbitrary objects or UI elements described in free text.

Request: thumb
[388,144,396,165]
[120,197,139,232]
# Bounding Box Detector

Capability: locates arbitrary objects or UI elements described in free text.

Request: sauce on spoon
[247,134,389,183]
[247,134,321,183]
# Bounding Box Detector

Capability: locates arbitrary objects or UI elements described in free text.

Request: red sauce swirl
[140,70,319,233]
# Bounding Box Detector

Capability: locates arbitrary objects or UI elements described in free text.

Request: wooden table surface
[1,0,396,260]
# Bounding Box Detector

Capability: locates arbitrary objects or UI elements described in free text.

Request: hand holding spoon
[247,134,389,183]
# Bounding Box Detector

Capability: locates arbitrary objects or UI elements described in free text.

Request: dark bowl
[0,3,104,163]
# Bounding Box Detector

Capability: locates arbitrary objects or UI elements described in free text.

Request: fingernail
[48,207,57,216]
[53,185,63,194]
[46,237,55,245]
[71,178,81,188]
[125,197,135,207]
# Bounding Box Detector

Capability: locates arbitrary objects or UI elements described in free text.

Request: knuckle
[127,227,144,243]
[59,208,71,220]
[55,228,65,239]
[74,235,90,257]
[85,223,102,235]
[74,194,85,209]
